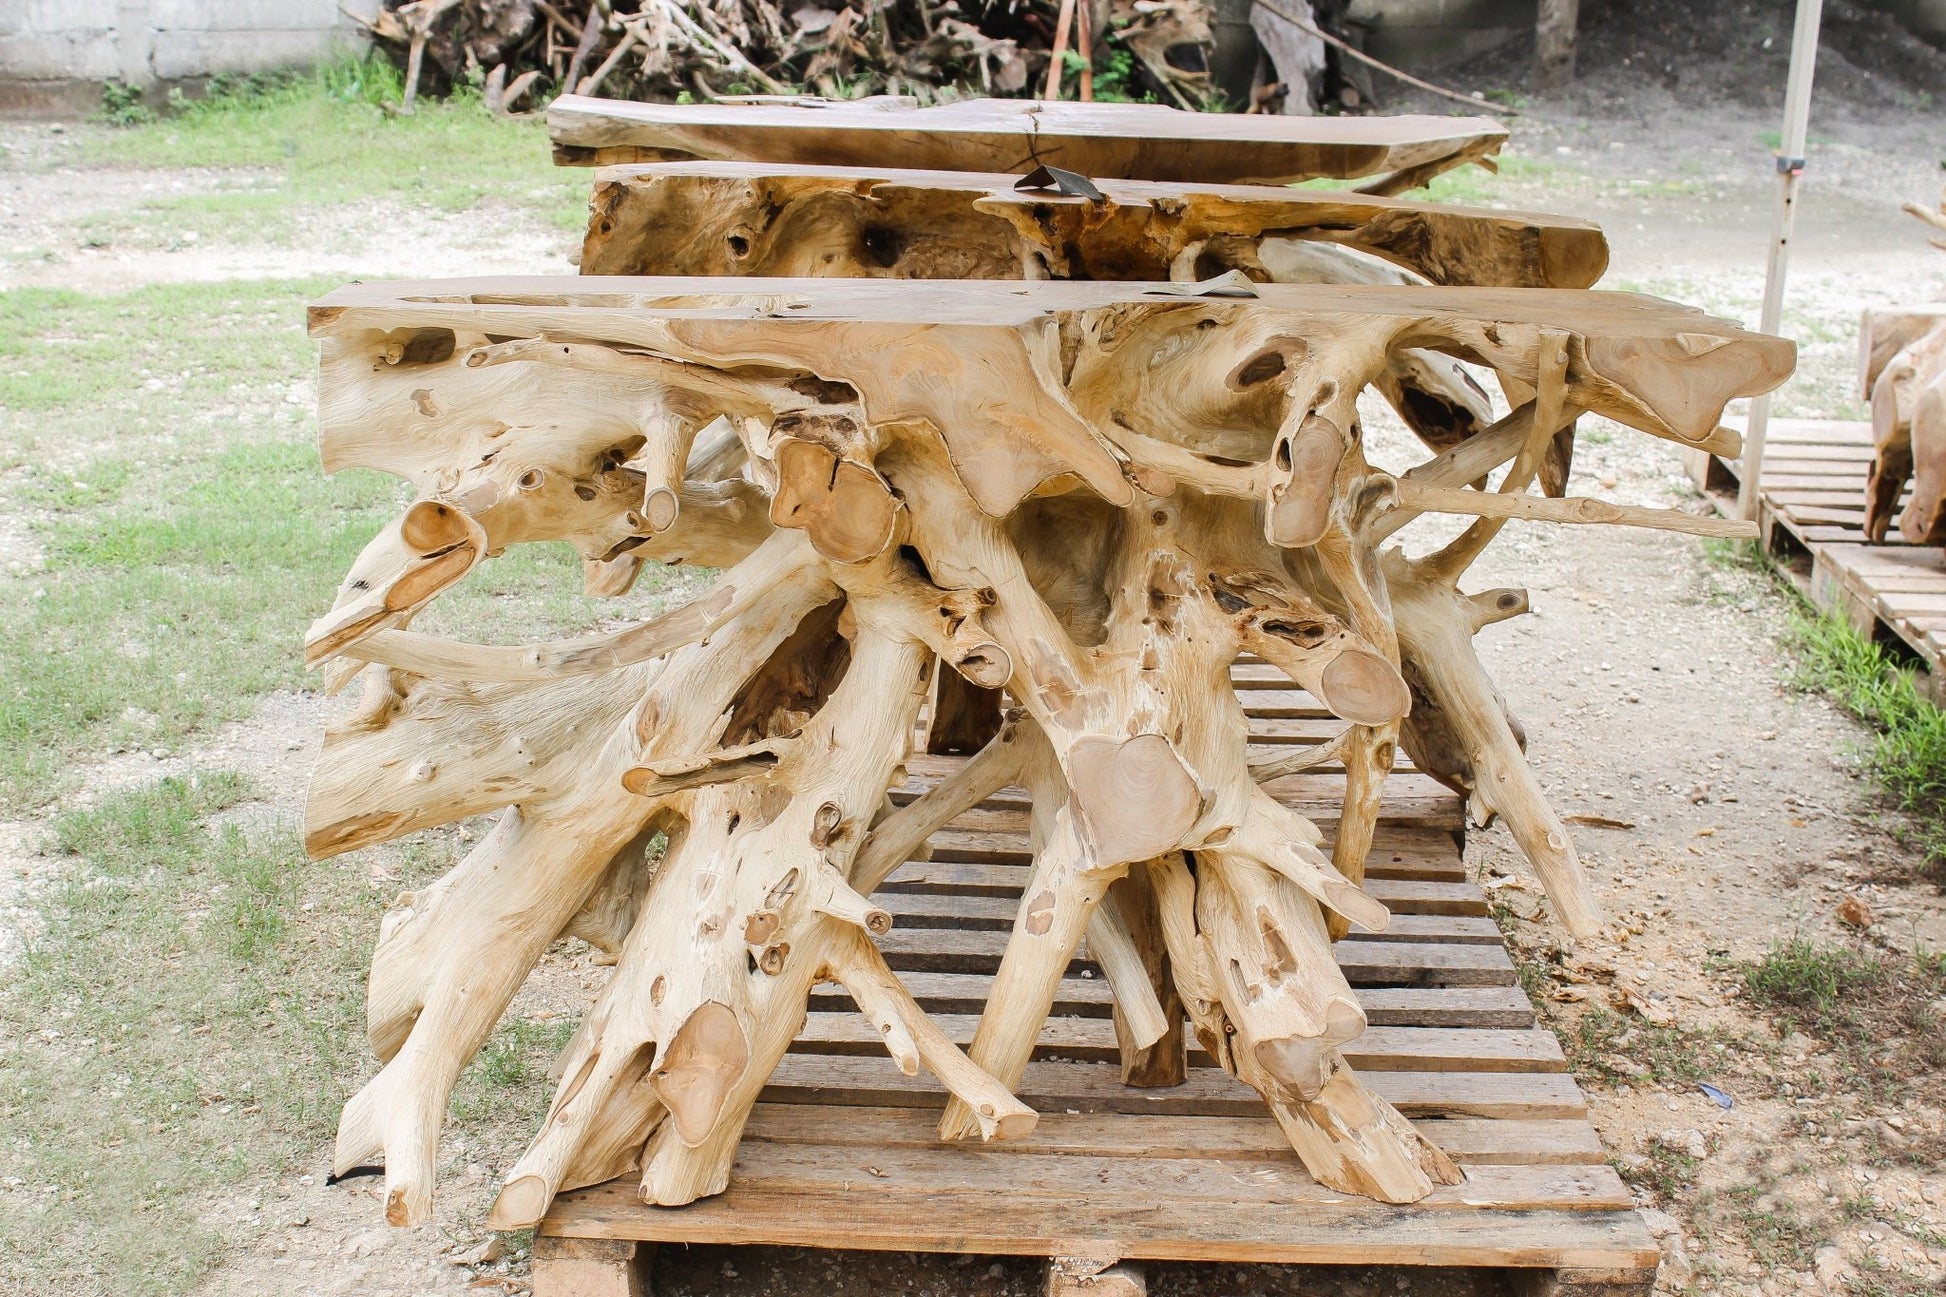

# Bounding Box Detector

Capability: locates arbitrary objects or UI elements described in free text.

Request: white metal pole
[1737,0,1824,521]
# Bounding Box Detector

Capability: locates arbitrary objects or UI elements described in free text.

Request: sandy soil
[4,65,1946,1297]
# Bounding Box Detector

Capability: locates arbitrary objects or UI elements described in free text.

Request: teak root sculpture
[304,273,1788,1231]
[1863,189,1946,545]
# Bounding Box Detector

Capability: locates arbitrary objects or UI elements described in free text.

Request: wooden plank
[545,94,1510,187]
[739,1105,1601,1164]
[762,1055,1589,1120]
[880,847,1473,893]
[580,162,1611,293]
[790,1013,1564,1072]
[682,1144,1632,1212]
[876,891,1499,938]
[868,927,1514,984]
[809,972,1534,1027]
[917,818,1469,868]
[543,1173,1657,1270]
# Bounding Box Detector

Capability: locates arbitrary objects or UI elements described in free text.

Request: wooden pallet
[532,673,1657,1297]
[1688,417,1946,701]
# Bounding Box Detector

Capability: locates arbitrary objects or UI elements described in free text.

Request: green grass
[0,775,372,1293]
[1741,938,1946,1097]
[0,60,687,1297]
[0,776,578,1294]
[1787,613,1946,884]
[0,276,669,810]
[68,56,588,249]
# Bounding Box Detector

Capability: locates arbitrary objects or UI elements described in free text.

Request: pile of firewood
[348,0,1231,114]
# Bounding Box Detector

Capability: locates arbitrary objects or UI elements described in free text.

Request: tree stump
[305,269,1790,1230]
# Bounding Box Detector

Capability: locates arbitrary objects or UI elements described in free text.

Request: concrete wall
[0,0,379,115]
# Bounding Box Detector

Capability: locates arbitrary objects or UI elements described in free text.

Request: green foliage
[98,80,155,127]
[1787,613,1946,883]
[1065,47,1154,104]
[1741,938,1946,1091]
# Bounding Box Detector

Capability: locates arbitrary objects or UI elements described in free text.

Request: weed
[1740,938,1946,1094]
[0,776,375,1294]
[450,1017,578,1124]
[78,55,587,234]
[98,80,155,127]
[1787,613,1946,886]
[1614,1143,1698,1202]
[1692,1178,1828,1271]
[1701,536,1775,576]
[1559,1008,1724,1086]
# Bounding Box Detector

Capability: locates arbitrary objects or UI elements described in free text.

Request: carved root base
[303,274,1790,1227]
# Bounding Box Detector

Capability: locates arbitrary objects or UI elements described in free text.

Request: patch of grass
[1740,938,1946,1096]
[1788,613,1946,885]
[1692,1177,1829,1272]
[0,278,678,811]
[1613,1143,1698,1203]
[1415,153,1558,203]
[450,1017,578,1126]
[0,775,379,1294]
[77,55,587,236]
[1559,1007,1723,1086]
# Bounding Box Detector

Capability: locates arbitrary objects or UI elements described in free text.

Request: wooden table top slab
[577,160,1609,289]
[546,93,1509,187]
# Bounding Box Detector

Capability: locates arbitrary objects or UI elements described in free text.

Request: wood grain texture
[576,161,1608,290]
[310,269,1779,1233]
[545,95,1509,187]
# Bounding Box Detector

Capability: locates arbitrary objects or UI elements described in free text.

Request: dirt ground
[4,38,1946,1297]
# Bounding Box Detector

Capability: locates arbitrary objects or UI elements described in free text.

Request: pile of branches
[349,0,1222,112]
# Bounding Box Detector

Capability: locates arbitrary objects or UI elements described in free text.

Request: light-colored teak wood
[1859,198,1946,545]
[577,161,1609,290]
[531,1236,652,1297]
[525,711,1655,1295]
[545,94,1510,189]
[307,273,1784,1233]
[1689,416,1946,703]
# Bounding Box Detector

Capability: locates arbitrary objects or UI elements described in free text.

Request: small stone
[1659,1236,1693,1286]
[1640,1207,1683,1239]
[1601,1053,1650,1077]
[1654,1128,1708,1160]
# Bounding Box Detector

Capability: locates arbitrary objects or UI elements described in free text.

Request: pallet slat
[1695,420,1944,700]
[545,1157,1655,1270]
[790,1014,1564,1072]
[762,1056,1590,1120]
[740,1105,1602,1164]
[539,659,1649,1280]
[808,974,1535,1027]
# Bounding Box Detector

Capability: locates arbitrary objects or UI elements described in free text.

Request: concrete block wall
[0,0,379,114]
